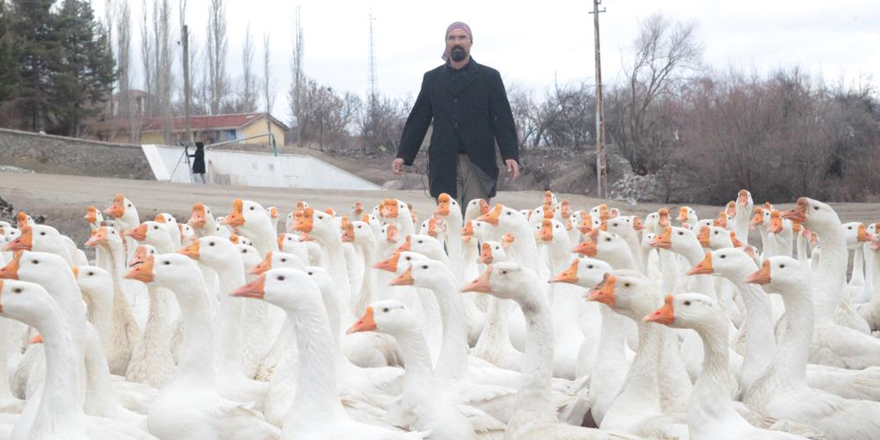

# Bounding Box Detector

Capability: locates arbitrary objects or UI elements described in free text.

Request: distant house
[85,112,289,147]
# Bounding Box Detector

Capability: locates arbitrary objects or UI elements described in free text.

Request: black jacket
[396,59,519,198]
[190,146,206,174]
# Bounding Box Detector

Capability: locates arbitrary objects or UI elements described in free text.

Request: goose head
[750,207,768,230]
[550,257,613,288]
[843,222,878,250]
[0,227,21,249]
[2,225,33,252]
[293,207,338,244]
[535,218,569,251]
[231,268,321,312]
[586,271,661,320]
[74,265,113,307]
[766,210,791,235]
[737,189,753,210]
[688,247,757,281]
[374,251,428,275]
[396,234,444,259]
[4,225,67,258]
[347,299,416,336]
[129,245,158,267]
[479,241,509,265]
[237,244,263,276]
[697,225,733,250]
[103,194,138,229]
[650,226,701,256]
[781,197,841,234]
[124,253,202,293]
[644,293,727,333]
[0,279,60,328]
[590,203,612,222]
[461,262,541,303]
[84,225,124,252]
[15,212,34,228]
[435,193,462,222]
[606,215,640,238]
[389,258,455,289]
[179,236,242,270]
[746,256,805,295]
[573,228,630,262]
[559,200,573,220]
[572,211,594,235]
[678,206,697,227]
[223,199,272,236]
[126,221,174,250]
[464,198,490,223]
[250,250,305,275]
[0,250,78,295]
[83,205,104,228]
[179,223,195,242]
[461,221,476,243]
[477,204,528,231]
[277,233,303,253]
[188,203,215,230]
[341,220,376,248]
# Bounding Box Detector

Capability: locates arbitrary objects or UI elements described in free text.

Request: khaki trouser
[456,154,493,215]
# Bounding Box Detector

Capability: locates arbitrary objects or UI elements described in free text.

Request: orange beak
[178,240,200,259]
[346,306,377,334]
[270,207,279,219]
[84,206,98,223]
[687,252,714,275]
[477,204,503,226]
[542,204,555,220]
[373,252,401,273]
[730,232,745,248]
[633,216,645,231]
[29,334,43,344]
[0,252,22,280]
[250,251,273,275]
[71,266,79,278]
[426,217,441,238]
[385,224,399,243]
[231,274,266,299]
[737,190,750,206]
[768,211,783,234]
[16,211,29,228]
[129,246,150,267]
[677,207,689,223]
[4,226,33,252]
[781,197,808,225]
[550,258,579,284]
[539,219,554,242]
[560,200,572,219]
[572,236,598,257]
[697,226,711,248]
[478,199,490,215]
[103,194,126,218]
[84,227,109,247]
[124,256,155,282]
[461,266,493,293]
[189,204,207,228]
[746,260,772,285]
[598,204,610,222]
[395,235,412,252]
[435,193,451,217]
[479,242,494,265]
[277,234,287,250]
[381,199,399,219]
[650,227,673,250]
[293,207,314,233]
[389,267,415,286]
[857,224,879,243]
[657,208,670,228]
[644,294,675,324]
[726,201,736,217]
[543,190,553,206]
[461,222,474,242]
[750,208,764,228]
[714,211,728,229]
[125,224,148,241]
[154,214,167,224]
[586,274,616,305]
[353,202,363,216]
[501,233,516,249]
[223,199,246,227]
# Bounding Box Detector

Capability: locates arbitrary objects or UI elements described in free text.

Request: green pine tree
[10,0,58,132]
[0,2,21,104]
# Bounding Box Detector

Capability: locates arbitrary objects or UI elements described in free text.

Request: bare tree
[263,32,274,140]
[235,24,258,113]
[607,13,702,174]
[140,0,153,117]
[289,6,304,146]
[206,0,228,115]
[155,0,174,142]
[114,0,133,140]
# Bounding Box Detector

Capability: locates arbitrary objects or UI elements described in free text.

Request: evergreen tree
[51,0,115,135]
[10,0,57,132]
[0,2,21,103]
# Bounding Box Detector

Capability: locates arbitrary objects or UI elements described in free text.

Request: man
[393,21,519,209]
[189,141,207,184]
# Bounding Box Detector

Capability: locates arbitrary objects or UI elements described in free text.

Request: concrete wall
[144,145,381,190]
[0,128,153,179]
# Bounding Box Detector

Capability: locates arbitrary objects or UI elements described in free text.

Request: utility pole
[591,0,607,198]
[182,24,192,144]
[367,9,377,153]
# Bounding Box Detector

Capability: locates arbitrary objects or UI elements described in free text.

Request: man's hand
[505,159,520,181]
[392,158,405,175]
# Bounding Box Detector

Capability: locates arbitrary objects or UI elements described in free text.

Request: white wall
[141,145,380,190]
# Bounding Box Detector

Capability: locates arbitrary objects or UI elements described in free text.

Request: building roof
[89,112,290,134]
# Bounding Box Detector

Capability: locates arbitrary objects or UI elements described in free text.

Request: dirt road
[2,171,879,254]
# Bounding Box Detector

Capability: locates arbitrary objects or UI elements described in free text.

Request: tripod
[171,143,197,183]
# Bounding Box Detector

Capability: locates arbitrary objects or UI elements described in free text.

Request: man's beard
[451,46,467,62]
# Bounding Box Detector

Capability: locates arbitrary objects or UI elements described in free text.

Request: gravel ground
[2,171,880,257]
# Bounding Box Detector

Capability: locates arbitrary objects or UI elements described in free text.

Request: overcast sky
[97,0,880,121]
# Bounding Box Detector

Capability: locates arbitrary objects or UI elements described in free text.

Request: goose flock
[1,189,880,439]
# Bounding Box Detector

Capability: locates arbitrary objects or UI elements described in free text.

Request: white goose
[125,254,280,440]
[462,263,638,440]
[471,241,523,373]
[644,293,808,440]
[348,299,505,440]
[0,279,156,440]
[231,268,425,440]
[188,203,230,238]
[746,256,880,440]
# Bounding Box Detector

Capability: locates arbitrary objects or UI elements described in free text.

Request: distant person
[190,142,207,184]
[393,21,520,209]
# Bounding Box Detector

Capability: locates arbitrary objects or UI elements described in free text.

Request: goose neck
[32,304,86,429]
[727,271,775,389]
[428,277,470,381]
[210,260,246,369]
[811,226,846,323]
[169,277,216,387]
[775,281,814,385]
[392,326,435,393]
[691,316,738,426]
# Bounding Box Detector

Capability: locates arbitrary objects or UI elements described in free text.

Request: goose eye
[241,250,247,253]
[281,258,287,262]
[848,226,853,230]
[163,261,170,265]
[501,270,508,274]
[506,212,511,216]
[13,288,22,293]
[110,230,115,234]
[587,265,594,269]
[153,226,159,230]
[624,282,631,287]
[421,265,428,269]
[779,264,785,268]
[40,232,46,236]
[277,275,285,281]
[684,300,691,306]
[405,257,411,261]
[209,242,215,246]
[605,238,611,242]
[813,206,819,211]
[678,232,683,236]
[249,207,255,211]
[31,260,38,264]
[383,307,389,312]
[720,255,726,259]
[307,272,313,275]
[127,204,131,207]
[714,231,718,235]
[88,271,94,276]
